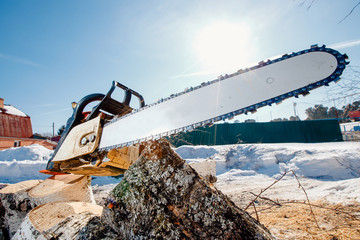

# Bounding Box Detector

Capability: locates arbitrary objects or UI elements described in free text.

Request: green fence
[168,119,343,147]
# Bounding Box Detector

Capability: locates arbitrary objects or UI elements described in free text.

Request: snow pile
[1,142,359,203]
[175,142,360,204]
[0,144,52,183]
[175,142,360,180]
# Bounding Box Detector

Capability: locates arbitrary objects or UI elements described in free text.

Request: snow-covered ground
[0,142,359,204]
[0,144,52,183]
[177,142,360,205]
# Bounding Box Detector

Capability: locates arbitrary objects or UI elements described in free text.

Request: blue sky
[1,0,360,135]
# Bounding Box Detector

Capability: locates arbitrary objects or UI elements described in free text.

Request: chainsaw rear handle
[46,81,145,171]
[46,93,105,170]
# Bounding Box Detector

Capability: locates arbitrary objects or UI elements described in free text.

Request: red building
[0,98,57,150]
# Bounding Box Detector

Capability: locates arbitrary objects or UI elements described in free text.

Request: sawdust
[245,200,360,239]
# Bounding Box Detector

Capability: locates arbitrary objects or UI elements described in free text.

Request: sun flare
[194,21,255,74]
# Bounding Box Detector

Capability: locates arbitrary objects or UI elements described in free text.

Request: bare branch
[245,168,320,229]
[252,202,259,221]
[291,170,320,229]
[339,1,360,23]
[249,192,282,206]
[297,0,314,9]
[298,0,360,23]
[298,0,306,7]
[307,0,315,10]
[324,66,360,109]
[244,171,288,211]
[248,200,359,220]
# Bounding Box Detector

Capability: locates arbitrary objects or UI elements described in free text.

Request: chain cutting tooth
[334,77,341,83]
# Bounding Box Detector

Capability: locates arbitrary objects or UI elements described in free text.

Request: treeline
[305,101,360,122]
[268,101,360,122]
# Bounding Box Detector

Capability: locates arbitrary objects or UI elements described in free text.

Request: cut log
[189,160,217,184]
[29,174,95,206]
[103,139,275,239]
[0,180,41,239]
[12,201,114,239]
[0,175,96,238]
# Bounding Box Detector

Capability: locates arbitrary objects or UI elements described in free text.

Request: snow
[0,144,52,183]
[1,105,28,117]
[176,142,360,180]
[0,142,359,204]
[176,142,360,204]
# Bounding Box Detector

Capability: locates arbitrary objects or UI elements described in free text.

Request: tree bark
[0,180,41,238]
[103,139,275,239]
[12,201,111,240]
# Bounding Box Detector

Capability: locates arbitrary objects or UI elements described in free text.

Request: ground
[1,142,360,239]
[217,180,360,239]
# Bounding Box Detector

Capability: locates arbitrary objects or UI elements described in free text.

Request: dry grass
[248,200,360,240]
[223,170,360,239]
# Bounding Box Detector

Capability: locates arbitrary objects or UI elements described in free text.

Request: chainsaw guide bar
[99,45,348,151]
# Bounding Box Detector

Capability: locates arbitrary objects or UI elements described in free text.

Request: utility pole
[52,122,55,137]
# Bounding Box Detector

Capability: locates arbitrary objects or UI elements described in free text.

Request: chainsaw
[43,44,349,176]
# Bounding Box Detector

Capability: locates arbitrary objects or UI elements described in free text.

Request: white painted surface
[100,51,338,148]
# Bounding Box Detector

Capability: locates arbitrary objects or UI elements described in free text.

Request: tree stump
[12,201,111,239]
[0,180,41,238]
[29,174,95,206]
[103,140,275,239]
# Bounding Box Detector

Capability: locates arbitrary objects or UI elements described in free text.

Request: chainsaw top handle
[86,81,145,120]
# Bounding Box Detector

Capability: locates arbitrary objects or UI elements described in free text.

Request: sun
[193,21,255,74]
